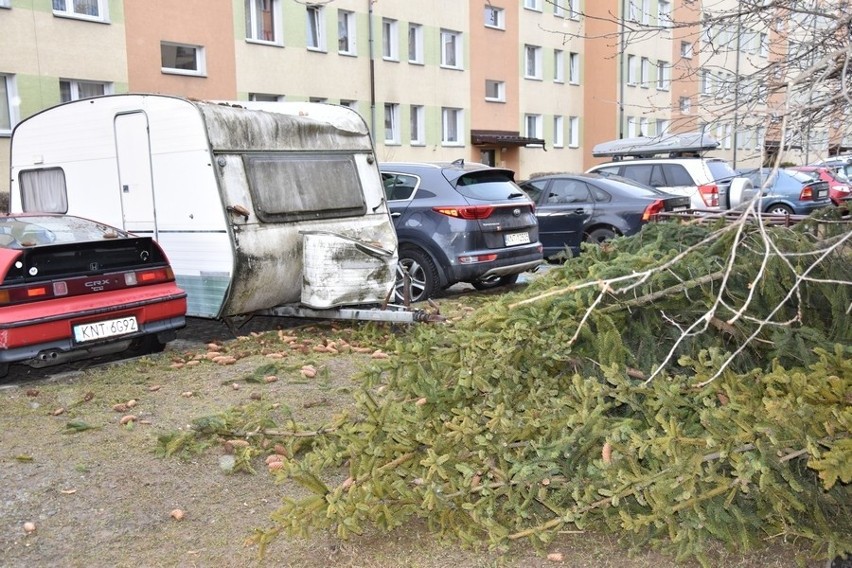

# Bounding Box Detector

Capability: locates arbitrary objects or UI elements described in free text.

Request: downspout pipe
[618,0,626,139]
[368,0,376,137]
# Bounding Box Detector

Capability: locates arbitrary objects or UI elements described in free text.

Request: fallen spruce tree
[256,211,851,565]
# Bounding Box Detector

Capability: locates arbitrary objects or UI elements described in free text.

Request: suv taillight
[698,184,719,207]
[433,206,495,220]
[642,199,666,221]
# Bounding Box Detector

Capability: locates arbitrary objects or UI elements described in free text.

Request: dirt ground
[0,294,836,568]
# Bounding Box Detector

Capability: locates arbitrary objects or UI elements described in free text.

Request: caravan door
[114,112,157,236]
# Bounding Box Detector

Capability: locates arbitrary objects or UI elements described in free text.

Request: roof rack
[592,131,720,160]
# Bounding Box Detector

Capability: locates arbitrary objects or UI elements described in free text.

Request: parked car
[517,173,690,259]
[379,160,542,302]
[736,168,832,215]
[0,214,187,377]
[786,165,851,206]
[586,132,754,210]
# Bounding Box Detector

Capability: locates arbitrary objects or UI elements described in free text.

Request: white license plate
[672,206,688,211]
[504,232,531,246]
[73,316,138,343]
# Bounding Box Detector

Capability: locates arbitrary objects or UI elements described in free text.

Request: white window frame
[161,42,207,76]
[553,116,564,148]
[639,117,648,137]
[568,52,580,84]
[657,119,670,136]
[408,23,423,64]
[627,116,638,138]
[658,0,671,28]
[440,29,463,69]
[640,57,650,87]
[681,41,693,59]
[383,18,399,61]
[306,4,325,51]
[525,45,542,80]
[410,105,425,146]
[339,99,357,110]
[679,96,691,114]
[700,70,711,96]
[554,50,564,83]
[250,93,285,102]
[484,6,505,29]
[59,79,112,102]
[656,60,670,90]
[338,10,356,55]
[0,0,10,7]
[1,74,18,135]
[524,0,543,12]
[568,116,579,148]
[441,107,463,146]
[525,114,542,139]
[627,0,641,23]
[569,0,580,20]
[485,80,505,102]
[759,33,769,57]
[245,0,282,45]
[641,0,650,25]
[52,0,108,22]
[626,54,637,85]
[384,103,400,144]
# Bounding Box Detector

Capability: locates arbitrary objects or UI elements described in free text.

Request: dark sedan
[518,173,690,259]
[737,168,832,215]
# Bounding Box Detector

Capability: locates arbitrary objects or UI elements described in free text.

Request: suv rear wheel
[471,273,519,291]
[395,247,439,303]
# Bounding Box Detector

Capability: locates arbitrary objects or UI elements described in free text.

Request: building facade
[0,0,832,195]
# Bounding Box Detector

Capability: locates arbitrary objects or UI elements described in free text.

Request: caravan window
[244,153,367,222]
[19,168,69,213]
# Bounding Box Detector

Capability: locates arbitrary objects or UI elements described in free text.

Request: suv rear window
[707,161,738,182]
[661,164,693,186]
[452,170,524,201]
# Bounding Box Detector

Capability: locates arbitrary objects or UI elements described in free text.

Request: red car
[786,166,851,206]
[0,214,187,377]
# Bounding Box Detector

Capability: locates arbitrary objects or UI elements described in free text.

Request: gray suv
[380,160,543,302]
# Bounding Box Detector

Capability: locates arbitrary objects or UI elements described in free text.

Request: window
[1,74,16,134]
[553,0,565,18]
[639,117,648,137]
[699,70,712,95]
[554,50,564,83]
[442,107,463,145]
[641,0,650,24]
[246,154,366,223]
[338,10,356,54]
[161,43,206,76]
[656,60,670,90]
[627,0,641,22]
[640,57,650,87]
[250,93,285,102]
[485,80,505,102]
[656,118,669,135]
[484,6,504,29]
[525,45,542,79]
[384,103,400,144]
[441,30,462,69]
[525,114,542,139]
[626,54,637,85]
[680,41,693,59]
[382,173,418,201]
[306,4,325,51]
[553,116,564,148]
[20,168,69,213]
[383,18,398,60]
[340,99,357,110]
[246,0,280,44]
[309,97,327,103]
[568,116,579,147]
[568,0,579,19]
[568,52,580,84]
[759,33,769,57]
[59,79,109,103]
[627,116,638,138]
[0,0,9,7]
[410,105,424,145]
[52,0,107,21]
[524,0,542,11]
[679,96,691,114]
[658,0,671,28]
[408,23,423,64]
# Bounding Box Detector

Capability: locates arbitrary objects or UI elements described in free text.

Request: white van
[9,94,398,319]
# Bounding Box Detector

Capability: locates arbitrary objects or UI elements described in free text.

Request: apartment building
[1,0,820,195]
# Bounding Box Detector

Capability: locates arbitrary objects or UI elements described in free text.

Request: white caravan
[9,94,400,320]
